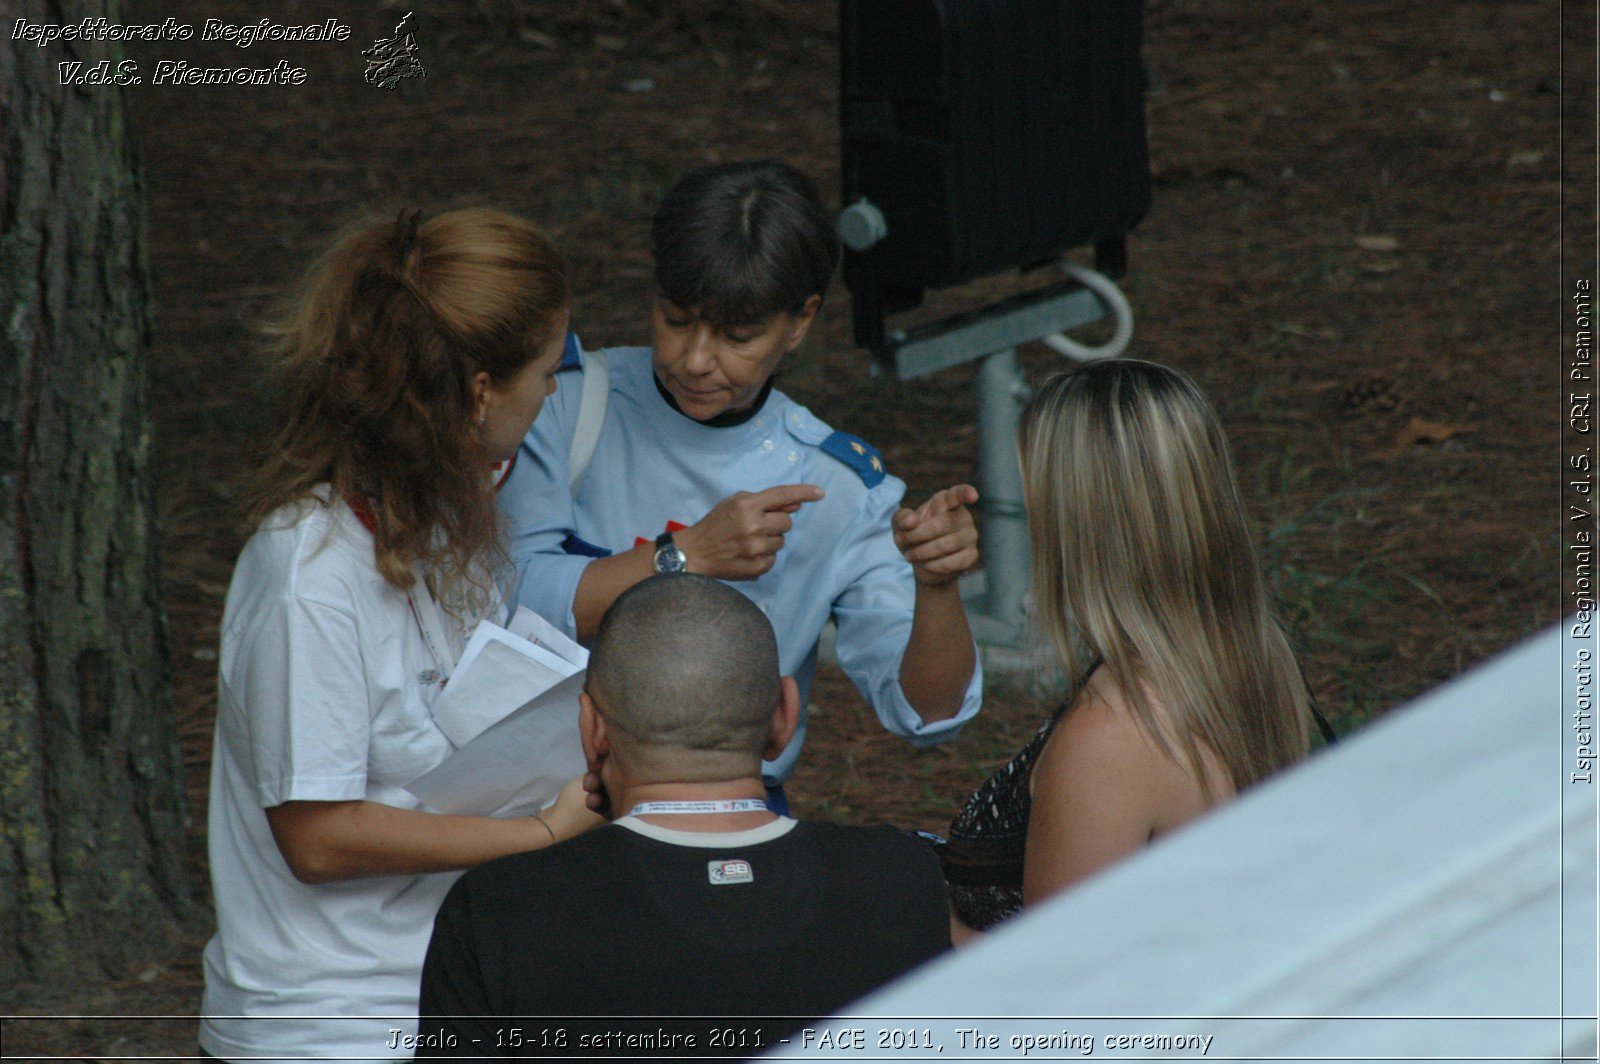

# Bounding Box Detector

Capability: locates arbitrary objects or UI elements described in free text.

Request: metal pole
[975,347,1030,638]
[877,276,1120,662]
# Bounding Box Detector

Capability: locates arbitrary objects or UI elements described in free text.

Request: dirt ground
[2,0,1584,1057]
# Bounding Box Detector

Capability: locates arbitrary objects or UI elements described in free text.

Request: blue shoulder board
[819,431,887,488]
[560,532,612,558]
[558,331,582,372]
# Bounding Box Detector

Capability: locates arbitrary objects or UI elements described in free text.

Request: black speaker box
[841,0,1151,351]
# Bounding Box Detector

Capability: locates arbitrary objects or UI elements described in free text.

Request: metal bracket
[881,278,1117,656]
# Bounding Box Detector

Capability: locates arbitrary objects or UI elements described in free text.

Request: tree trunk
[0,0,193,981]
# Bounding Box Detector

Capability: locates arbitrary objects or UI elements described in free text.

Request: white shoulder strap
[568,348,609,497]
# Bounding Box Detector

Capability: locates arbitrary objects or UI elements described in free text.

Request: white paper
[430,617,582,748]
[506,605,588,669]
[406,670,588,818]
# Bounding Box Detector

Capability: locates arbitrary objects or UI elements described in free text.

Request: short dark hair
[588,574,779,757]
[651,160,840,327]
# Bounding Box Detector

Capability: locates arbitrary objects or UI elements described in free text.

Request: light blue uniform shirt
[501,345,983,785]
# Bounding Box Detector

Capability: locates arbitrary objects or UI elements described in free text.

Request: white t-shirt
[200,492,476,1063]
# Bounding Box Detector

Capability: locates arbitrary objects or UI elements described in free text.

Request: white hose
[1041,261,1134,361]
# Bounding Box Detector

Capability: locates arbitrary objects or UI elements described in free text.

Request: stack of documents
[406,607,588,818]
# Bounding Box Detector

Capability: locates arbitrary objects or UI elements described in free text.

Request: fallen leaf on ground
[1272,321,1338,340]
[1376,417,1474,459]
[1355,234,1400,252]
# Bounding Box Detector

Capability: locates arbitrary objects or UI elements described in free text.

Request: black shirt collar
[653,372,775,428]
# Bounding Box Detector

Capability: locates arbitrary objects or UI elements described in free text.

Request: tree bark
[0,0,192,981]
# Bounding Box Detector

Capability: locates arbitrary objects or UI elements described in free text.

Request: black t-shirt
[417,818,951,1057]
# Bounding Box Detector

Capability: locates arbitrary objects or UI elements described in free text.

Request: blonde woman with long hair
[941,359,1312,936]
[200,208,600,1062]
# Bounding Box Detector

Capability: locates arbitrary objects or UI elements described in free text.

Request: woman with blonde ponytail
[941,359,1310,937]
[201,208,600,1062]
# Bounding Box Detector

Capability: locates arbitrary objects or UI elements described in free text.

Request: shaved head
[587,574,780,762]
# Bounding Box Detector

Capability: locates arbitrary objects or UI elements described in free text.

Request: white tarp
[771,623,1598,1063]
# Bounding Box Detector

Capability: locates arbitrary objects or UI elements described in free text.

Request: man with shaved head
[583,571,786,789]
[417,575,951,1051]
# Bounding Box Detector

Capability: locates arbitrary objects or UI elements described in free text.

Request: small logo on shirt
[708,859,753,885]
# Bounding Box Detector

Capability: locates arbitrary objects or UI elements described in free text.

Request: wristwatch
[652,530,688,574]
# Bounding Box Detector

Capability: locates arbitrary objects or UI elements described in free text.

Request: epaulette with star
[819,431,887,488]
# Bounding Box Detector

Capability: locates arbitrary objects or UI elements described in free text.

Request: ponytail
[246,207,570,609]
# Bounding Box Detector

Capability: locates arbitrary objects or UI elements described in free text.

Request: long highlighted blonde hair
[1020,359,1309,793]
[246,207,569,612]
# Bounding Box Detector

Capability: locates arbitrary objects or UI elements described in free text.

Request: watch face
[654,543,687,574]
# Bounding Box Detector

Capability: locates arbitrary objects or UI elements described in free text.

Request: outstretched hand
[674,483,825,580]
[893,484,981,588]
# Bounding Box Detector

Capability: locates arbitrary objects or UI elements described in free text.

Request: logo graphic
[363,11,425,90]
[708,859,753,885]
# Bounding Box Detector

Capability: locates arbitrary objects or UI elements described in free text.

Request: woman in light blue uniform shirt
[499,161,984,803]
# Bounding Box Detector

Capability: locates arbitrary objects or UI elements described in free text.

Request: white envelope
[506,605,588,668]
[430,618,582,748]
[406,671,588,818]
